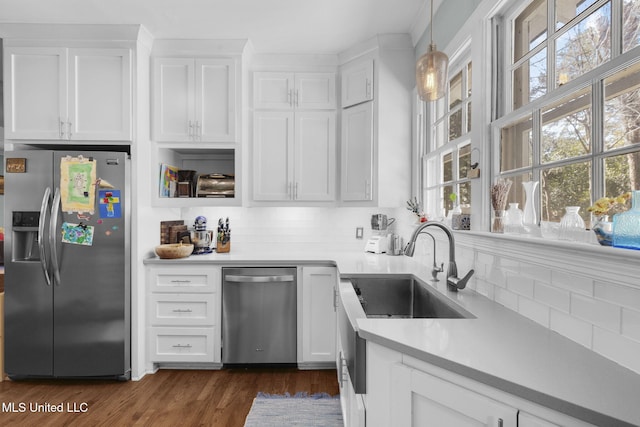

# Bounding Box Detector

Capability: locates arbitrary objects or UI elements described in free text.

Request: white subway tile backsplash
[550,309,593,348]
[458,234,640,378]
[518,296,550,327]
[498,257,520,273]
[519,262,551,283]
[551,270,594,296]
[486,263,507,288]
[594,281,640,312]
[506,274,535,298]
[593,327,640,375]
[476,252,494,267]
[534,282,570,313]
[494,287,519,312]
[570,294,621,333]
[622,308,640,343]
[474,278,495,300]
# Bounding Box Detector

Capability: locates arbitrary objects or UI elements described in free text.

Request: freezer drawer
[222,267,297,364]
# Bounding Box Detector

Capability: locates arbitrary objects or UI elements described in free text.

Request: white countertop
[145,245,640,426]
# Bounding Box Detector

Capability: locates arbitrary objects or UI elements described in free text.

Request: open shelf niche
[152,144,241,207]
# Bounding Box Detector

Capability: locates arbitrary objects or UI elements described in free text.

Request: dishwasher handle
[225,274,295,283]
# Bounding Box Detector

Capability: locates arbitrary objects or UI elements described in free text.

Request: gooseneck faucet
[404,221,475,292]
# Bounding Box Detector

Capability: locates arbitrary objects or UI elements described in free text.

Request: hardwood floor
[0,368,340,426]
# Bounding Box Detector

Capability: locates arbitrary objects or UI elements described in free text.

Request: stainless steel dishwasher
[222,267,297,365]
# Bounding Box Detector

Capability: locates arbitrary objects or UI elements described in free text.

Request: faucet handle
[447,269,475,291]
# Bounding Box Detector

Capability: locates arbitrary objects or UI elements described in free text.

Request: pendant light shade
[416,0,448,101]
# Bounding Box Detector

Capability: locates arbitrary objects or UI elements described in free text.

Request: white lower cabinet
[147,266,221,365]
[390,363,516,427]
[337,350,366,427]
[365,342,595,427]
[300,266,337,364]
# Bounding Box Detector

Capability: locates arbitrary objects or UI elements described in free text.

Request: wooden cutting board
[160,220,184,244]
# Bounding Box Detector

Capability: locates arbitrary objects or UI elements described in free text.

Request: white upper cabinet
[254,72,336,110]
[341,102,373,201]
[253,110,336,202]
[153,57,236,142]
[341,59,373,108]
[4,46,132,141]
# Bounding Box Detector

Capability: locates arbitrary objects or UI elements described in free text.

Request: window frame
[492,0,640,227]
[420,46,474,220]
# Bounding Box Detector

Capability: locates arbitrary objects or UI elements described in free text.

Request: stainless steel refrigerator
[4,150,130,380]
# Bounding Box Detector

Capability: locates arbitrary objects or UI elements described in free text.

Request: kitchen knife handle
[49,188,62,286]
[39,187,52,286]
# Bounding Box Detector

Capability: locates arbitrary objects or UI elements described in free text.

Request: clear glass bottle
[613,190,640,250]
[559,206,585,241]
[504,203,524,234]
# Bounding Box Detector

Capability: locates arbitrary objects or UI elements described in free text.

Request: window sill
[452,230,640,285]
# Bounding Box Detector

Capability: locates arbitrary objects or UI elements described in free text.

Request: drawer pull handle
[170,280,192,283]
[172,344,193,349]
[172,309,193,313]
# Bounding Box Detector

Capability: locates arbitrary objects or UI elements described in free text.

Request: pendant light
[416,0,448,101]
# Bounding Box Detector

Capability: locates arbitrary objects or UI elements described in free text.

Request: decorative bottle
[613,190,640,250]
[558,206,586,242]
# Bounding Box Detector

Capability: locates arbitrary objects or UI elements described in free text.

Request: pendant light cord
[430,0,434,46]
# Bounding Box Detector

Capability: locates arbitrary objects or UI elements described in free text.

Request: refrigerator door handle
[49,188,62,286]
[38,187,53,286]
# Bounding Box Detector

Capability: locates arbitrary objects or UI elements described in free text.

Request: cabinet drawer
[149,327,215,363]
[149,294,217,326]
[149,267,219,293]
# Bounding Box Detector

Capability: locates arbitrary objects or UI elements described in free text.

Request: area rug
[244,392,343,426]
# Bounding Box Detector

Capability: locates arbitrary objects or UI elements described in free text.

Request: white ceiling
[0,0,429,54]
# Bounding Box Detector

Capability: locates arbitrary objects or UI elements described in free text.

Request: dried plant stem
[491,179,512,232]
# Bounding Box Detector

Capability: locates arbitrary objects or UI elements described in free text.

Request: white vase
[559,206,586,241]
[522,181,538,229]
[504,203,524,234]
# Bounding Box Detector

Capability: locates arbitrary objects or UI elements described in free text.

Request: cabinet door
[294,112,336,201]
[253,71,294,109]
[301,267,337,362]
[295,73,336,109]
[196,58,236,142]
[341,59,373,108]
[341,102,373,201]
[4,46,67,140]
[68,48,132,141]
[253,111,294,200]
[152,58,195,142]
[390,363,517,427]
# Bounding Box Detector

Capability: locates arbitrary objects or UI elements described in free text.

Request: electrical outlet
[356,227,364,239]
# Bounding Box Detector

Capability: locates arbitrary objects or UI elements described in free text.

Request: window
[495,0,640,228]
[421,57,473,219]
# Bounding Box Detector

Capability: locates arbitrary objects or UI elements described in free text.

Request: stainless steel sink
[347,274,474,319]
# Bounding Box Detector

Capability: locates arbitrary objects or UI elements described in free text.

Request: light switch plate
[356,227,364,239]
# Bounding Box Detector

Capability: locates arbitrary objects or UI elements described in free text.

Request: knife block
[216,239,230,253]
